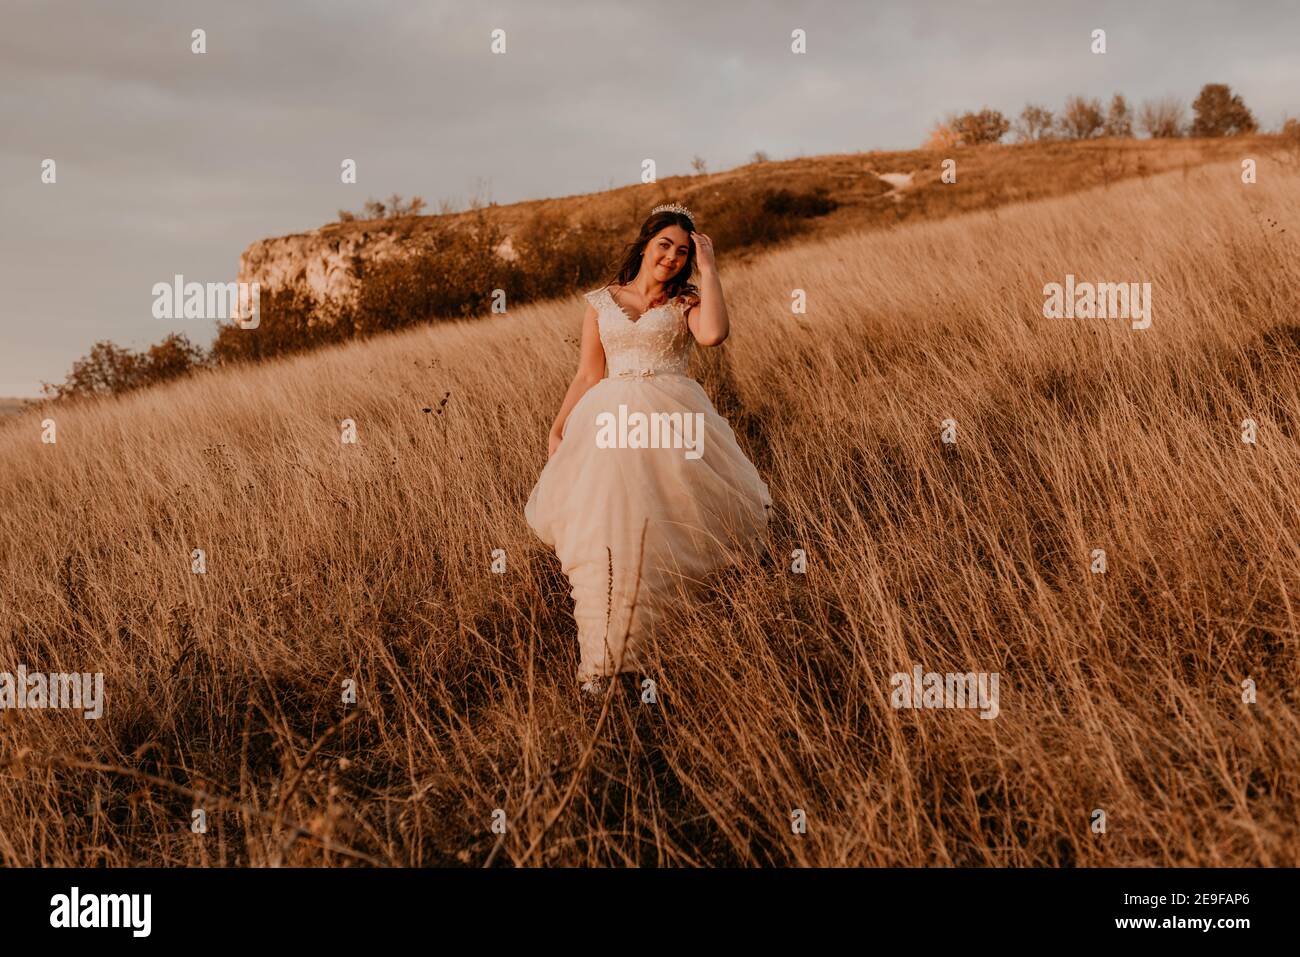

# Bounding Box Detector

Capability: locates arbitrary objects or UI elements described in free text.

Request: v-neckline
[606,285,669,325]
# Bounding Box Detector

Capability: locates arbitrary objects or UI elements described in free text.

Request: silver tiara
[651,202,696,224]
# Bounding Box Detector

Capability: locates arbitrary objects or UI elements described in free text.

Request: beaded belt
[615,368,658,378]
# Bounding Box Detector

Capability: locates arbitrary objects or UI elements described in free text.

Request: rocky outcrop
[237,224,409,304]
[237,218,520,306]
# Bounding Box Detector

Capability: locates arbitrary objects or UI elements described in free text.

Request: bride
[525,203,771,698]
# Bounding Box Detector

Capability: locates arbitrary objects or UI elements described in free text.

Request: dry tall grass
[2,159,1298,866]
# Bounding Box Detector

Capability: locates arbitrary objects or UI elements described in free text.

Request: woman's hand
[691,231,716,274]
[548,430,562,458]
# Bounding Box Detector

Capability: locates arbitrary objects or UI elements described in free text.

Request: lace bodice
[584,285,693,378]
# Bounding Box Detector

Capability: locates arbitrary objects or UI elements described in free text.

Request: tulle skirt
[525,373,771,682]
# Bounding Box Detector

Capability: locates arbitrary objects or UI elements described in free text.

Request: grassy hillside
[2,158,1298,866]
[307,135,1282,263]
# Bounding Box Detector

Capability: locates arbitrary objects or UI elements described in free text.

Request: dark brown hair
[605,208,700,306]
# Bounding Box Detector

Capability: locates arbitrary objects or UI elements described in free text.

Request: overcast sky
[2,0,1296,396]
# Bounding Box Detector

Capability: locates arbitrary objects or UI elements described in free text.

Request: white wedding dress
[525,285,772,683]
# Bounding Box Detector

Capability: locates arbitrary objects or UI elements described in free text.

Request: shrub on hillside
[1283,117,1300,151]
[347,211,527,335]
[762,187,838,218]
[1104,94,1134,137]
[511,209,620,302]
[703,186,838,250]
[1013,105,1055,143]
[1191,83,1258,137]
[140,332,210,384]
[42,333,210,400]
[211,286,342,364]
[1140,97,1187,138]
[923,120,961,151]
[1057,96,1106,140]
[953,108,1010,145]
[338,194,427,223]
[925,110,1008,148]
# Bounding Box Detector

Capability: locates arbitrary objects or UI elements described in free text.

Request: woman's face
[645,225,691,283]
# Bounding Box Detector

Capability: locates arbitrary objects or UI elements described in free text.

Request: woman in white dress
[525,203,771,697]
